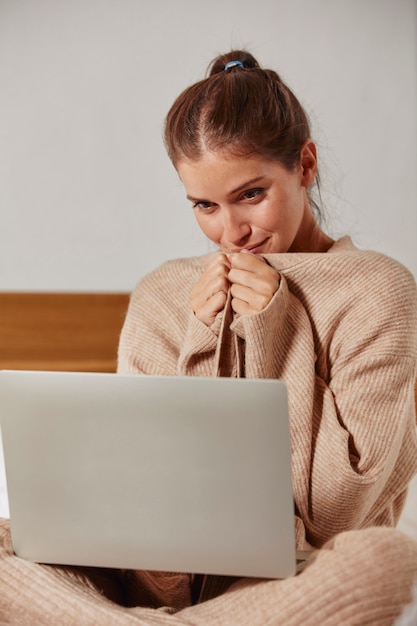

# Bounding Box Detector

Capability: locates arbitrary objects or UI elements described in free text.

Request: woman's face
[177,144,318,254]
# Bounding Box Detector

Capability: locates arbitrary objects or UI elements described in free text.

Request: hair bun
[208,50,260,77]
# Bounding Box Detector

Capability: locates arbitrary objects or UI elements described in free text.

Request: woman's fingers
[190,253,230,326]
[190,251,280,323]
[228,252,280,315]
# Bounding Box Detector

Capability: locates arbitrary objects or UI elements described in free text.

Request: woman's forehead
[177,153,290,198]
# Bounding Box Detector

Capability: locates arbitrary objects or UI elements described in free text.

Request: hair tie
[224,60,244,71]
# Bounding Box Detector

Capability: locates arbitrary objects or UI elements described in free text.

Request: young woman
[1,49,417,626]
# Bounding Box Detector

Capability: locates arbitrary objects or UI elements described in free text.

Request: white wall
[0,0,416,292]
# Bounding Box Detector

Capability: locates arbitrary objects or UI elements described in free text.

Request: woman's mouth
[236,239,268,254]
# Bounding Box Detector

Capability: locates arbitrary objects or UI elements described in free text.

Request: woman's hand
[190,253,231,326]
[191,251,280,326]
[228,251,280,316]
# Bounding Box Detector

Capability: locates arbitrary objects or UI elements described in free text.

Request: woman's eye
[192,201,215,212]
[242,188,264,200]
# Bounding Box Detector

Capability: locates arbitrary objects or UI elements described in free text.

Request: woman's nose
[222,208,251,244]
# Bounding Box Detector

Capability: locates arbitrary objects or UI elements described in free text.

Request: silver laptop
[0,369,298,578]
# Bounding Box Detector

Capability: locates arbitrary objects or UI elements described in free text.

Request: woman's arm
[117,256,220,376]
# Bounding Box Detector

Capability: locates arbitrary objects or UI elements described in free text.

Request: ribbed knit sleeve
[118,254,222,376]
[118,257,205,375]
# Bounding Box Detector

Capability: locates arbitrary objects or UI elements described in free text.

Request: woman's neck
[290,202,334,253]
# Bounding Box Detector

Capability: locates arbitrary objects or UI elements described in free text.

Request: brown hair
[165,49,312,170]
[164,49,322,219]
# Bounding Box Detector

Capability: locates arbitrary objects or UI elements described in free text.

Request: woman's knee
[330,526,417,566]
[319,527,417,605]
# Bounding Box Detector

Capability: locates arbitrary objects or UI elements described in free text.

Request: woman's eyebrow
[230,176,265,195]
[186,176,265,202]
[186,193,208,202]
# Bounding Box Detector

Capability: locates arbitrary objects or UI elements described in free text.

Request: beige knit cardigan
[118,237,417,549]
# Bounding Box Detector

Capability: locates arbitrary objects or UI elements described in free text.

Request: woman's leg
[3,519,417,626]
[178,526,417,626]
[0,519,191,626]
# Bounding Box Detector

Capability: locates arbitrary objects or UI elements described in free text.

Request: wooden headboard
[0,292,130,373]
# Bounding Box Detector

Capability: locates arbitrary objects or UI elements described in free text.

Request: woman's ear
[300,140,317,188]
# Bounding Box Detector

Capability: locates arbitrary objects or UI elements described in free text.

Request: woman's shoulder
[266,237,417,357]
[266,236,416,304]
[327,237,417,300]
[144,253,211,281]
[272,236,415,292]
[154,254,211,277]
[315,238,417,358]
